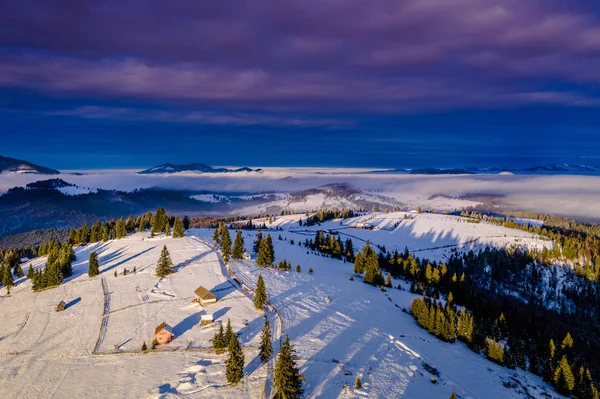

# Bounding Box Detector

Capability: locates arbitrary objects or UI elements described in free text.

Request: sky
[1,0,600,169]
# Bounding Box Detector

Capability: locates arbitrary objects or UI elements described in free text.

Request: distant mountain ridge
[138,163,262,174]
[0,155,60,174]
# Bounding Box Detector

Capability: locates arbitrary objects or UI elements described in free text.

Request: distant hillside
[138,163,262,174]
[0,155,60,174]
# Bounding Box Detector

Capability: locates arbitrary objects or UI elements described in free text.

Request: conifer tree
[213,324,226,352]
[224,318,234,347]
[27,265,34,279]
[449,389,457,399]
[561,332,573,351]
[156,245,174,277]
[142,341,147,351]
[14,263,23,278]
[225,332,245,385]
[254,274,268,309]
[115,217,127,239]
[88,252,100,277]
[253,230,263,254]
[221,224,232,264]
[257,234,275,267]
[273,335,304,399]
[90,220,102,242]
[353,252,365,274]
[164,218,171,236]
[3,266,14,294]
[172,217,185,238]
[101,225,109,242]
[232,231,245,260]
[259,316,273,363]
[363,248,382,286]
[554,355,575,392]
[385,273,392,287]
[152,207,168,234]
[355,376,362,389]
[213,225,221,247]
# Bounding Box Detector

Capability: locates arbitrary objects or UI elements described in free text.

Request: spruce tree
[213,324,226,352]
[3,266,14,294]
[260,316,273,363]
[213,225,221,247]
[257,234,275,267]
[363,249,382,285]
[164,218,171,236]
[115,217,127,239]
[254,274,268,309]
[88,252,100,277]
[225,333,245,385]
[156,245,174,277]
[273,335,304,399]
[142,341,147,351]
[353,252,365,274]
[232,231,245,260]
[14,263,23,278]
[224,318,234,348]
[355,376,362,389]
[221,224,232,264]
[27,265,34,279]
[554,355,575,392]
[449,389,457,399]
[172,217,185,238]
[253,230,263,254]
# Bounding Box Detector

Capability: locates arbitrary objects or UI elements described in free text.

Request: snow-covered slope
[246,211,552,262]
[189,228,560,399]
[0,234,266,399]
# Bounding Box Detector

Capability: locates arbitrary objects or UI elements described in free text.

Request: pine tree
[355,375,362,389]
[253,230,263,254]
[27,265,34,279]
[353,252,365,274]
[164,218,171,236]
[225,333,245,385]
[156,245,174,277]
[172,217,185,238]
[273,335,304,399]
[257,234,275,267]
[88,252,100,277]
[213,324,226,352]
[142,341,147,351]
[3,266,14,294]
[152,207,168,234]
[554,355,575,392]
[259,316,273,363]
[213,225,221,247]
[221,224,232,264]
[363,248,382,285]
[385,273,392,287]
[224,318,234,348]
[449,389,457,399]
[254,274,268,309]
[115,217,127,239]
[561,332,573,351]
[13,263,23,278]
[232,231,245,260]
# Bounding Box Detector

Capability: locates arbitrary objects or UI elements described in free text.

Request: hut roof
[194,286,217,300]
[155,322,173,335]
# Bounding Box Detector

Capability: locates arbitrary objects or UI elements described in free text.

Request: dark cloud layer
[2,0,600,116]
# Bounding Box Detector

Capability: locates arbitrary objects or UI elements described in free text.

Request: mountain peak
[0,155,60,175]
[138,163,262,174]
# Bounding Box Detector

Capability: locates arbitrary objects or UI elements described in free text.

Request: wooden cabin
[56,301,66,312]
[155,322,174,345]
[194,286,217,306]
[200,314,213,326]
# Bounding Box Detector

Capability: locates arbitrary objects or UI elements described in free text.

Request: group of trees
[65,208,189,246]
[30,240,74,291]
[305,230,354,262]
[353,242,384,286]
[397,243,600,398]
[214,224,247,264]
[303,208,356,226]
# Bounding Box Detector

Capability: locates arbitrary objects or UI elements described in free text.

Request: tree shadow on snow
[212,306,231,322]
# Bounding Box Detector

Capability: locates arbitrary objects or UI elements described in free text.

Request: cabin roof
[155,322,173,335]
[194,286,217,300]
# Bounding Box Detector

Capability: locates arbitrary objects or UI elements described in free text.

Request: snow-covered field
[245,212,552,262]
[0,214,559,398]
[190,223,561,399]
[0,234,266,399]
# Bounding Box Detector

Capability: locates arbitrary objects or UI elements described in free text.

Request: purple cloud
[1,0,600,114]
